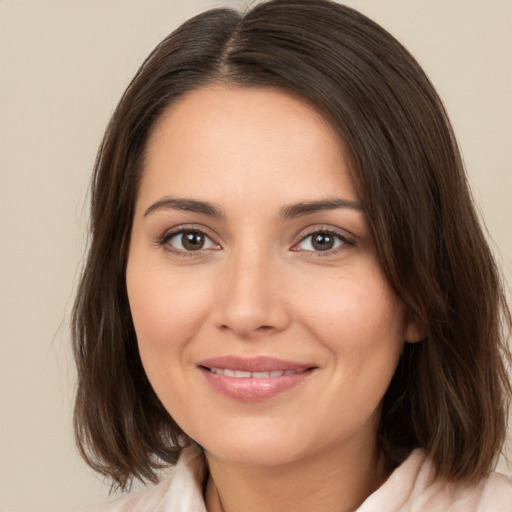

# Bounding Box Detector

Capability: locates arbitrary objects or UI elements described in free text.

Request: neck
[204,439,385,512]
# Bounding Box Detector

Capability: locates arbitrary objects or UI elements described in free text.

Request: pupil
[312,233,334,251]
[183,231,204,250]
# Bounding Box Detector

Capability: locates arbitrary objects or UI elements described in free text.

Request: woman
[73,0,512,510]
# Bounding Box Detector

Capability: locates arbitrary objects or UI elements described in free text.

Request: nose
[211,247,291,340]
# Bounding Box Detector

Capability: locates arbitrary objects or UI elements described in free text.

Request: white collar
[90,444,512,511]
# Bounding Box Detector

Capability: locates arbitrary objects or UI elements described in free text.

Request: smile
[207,368,307,378]
[197,356,316,401]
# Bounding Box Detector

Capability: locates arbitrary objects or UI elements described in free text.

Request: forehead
[139,85,357,208]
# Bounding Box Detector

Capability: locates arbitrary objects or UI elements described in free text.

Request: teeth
[209,368,302,378]
[253,371,271,378]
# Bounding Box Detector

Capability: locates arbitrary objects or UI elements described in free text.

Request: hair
[73,0,511,490]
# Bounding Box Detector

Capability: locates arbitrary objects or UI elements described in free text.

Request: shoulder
[413,470,512,512]
[78,474,175,512]
[78,445,207,512]
[358,450,512,512]
[474,471,512,511]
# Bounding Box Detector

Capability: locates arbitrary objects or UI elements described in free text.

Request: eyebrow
[143,196,363,219]
[279,198,363,219]
[144,197,225,218]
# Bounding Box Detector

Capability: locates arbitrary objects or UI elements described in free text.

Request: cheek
[308,287,405,427]
[295,268,407,348]
[293,267,406,396]
[125,254,213,370]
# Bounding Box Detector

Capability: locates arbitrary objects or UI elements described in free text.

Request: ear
[404,311,426,343]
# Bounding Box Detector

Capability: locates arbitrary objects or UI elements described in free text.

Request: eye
[294,230,350,253]
[162,229,219,252]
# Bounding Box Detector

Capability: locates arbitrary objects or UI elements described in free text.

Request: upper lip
[198,356,315,373]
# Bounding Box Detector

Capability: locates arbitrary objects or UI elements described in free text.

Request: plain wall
[0,1,510,511]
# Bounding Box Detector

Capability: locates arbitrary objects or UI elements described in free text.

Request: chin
[192,422,328,468]
[204,441,304,468]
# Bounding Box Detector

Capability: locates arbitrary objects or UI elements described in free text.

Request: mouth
[204,368,308,378]
[197,356,317,401]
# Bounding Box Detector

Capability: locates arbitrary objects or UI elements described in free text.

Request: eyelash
[157,226,354,256]
[157,226,220,257]
[293,228,354,256]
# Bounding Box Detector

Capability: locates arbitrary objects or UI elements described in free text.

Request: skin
[126,86,422,512]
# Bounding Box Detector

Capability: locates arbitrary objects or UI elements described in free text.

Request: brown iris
[311,233,336,251]
[181,231,205,251]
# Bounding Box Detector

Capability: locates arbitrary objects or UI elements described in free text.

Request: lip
[197,356,316,402]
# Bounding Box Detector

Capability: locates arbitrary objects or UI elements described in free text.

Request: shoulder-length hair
[73,0,511,490]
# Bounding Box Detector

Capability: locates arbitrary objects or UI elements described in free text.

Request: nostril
[212,285,292,337]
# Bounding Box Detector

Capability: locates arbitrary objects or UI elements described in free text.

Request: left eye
[165,230,218,252]
[295,231,346,252]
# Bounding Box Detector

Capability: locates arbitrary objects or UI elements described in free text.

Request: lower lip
[199,368,314,402]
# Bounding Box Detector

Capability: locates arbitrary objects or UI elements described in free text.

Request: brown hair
[73,0,511,490]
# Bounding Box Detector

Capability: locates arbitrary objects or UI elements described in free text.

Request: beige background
[1,1,511,511]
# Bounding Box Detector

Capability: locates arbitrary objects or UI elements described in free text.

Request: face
[126,86,420,468]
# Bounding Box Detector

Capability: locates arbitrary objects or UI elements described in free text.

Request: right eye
[162,229,219,252]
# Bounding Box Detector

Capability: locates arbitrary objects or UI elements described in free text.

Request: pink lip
[197,356,316,402]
